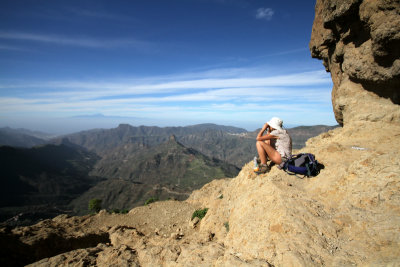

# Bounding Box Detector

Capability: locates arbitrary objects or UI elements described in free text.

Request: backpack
[280,153,320,178]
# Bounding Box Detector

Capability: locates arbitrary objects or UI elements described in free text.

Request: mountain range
[0,123,337,225]
[49,123,337,168]
[0,127,50,148]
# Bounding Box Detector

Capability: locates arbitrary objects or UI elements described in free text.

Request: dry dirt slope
[1,120,399,266]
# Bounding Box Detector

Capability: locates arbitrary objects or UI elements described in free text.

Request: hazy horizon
[0,113,338,135]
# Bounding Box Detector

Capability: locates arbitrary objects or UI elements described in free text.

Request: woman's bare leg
[256,141,268,164]
[256,141,282,164]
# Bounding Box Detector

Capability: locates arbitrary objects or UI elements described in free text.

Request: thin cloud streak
[0,31,153,49]
[0,87,331,114]
[2,70,331,100]
[259,48,309,58]
[0,96,330,114]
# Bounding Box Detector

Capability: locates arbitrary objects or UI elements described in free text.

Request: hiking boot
[254,163,270,174]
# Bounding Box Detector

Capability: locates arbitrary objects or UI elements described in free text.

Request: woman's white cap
[268,117,283,131]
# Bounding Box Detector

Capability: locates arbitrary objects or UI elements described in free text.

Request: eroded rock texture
[310,0,400,125]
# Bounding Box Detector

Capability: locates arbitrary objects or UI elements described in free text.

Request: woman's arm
[256,123,278,141]
[256,123,268,139]
[256,134,279,141]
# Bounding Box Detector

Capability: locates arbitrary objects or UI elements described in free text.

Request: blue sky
[0,0,335,133]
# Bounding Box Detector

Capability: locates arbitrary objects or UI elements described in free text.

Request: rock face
[190,123,400,266]
[310,0,400,125]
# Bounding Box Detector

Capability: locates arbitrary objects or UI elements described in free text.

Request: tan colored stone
[310,0,400,125]
[189,216,200,228]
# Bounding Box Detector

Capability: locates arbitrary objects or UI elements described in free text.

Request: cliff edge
[1,0,399,266]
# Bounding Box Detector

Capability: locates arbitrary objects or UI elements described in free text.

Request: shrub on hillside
[111,208,129,214]
[224,221,229,232]
[88,198,102,213]
[192,208,208,220]
[144,197,158,206]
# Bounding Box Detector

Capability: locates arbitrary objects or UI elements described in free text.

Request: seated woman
[255,117,292,174]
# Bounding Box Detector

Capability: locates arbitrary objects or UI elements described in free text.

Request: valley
[0,123,337,226]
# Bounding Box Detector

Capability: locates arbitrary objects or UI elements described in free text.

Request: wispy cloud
[256,8,274,20]
[0,70,331,105]
[3,70,330,96]
[0,67,334,128]
[259,48,309,58]
[0,31,154,50]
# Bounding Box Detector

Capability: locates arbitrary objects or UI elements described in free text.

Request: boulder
[310,0,400,125]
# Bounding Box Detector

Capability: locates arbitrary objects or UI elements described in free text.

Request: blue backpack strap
[306,163,311,177]
[285,167,307,179]
[304,153,320,177]
[306,153,315,163]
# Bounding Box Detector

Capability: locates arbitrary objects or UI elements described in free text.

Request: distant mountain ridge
[51,123,252,168]
[0,127,48,148]
[1,123,337,154]
[55,123,337,168]
[54,123,247,153]
[1,127,55,139]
